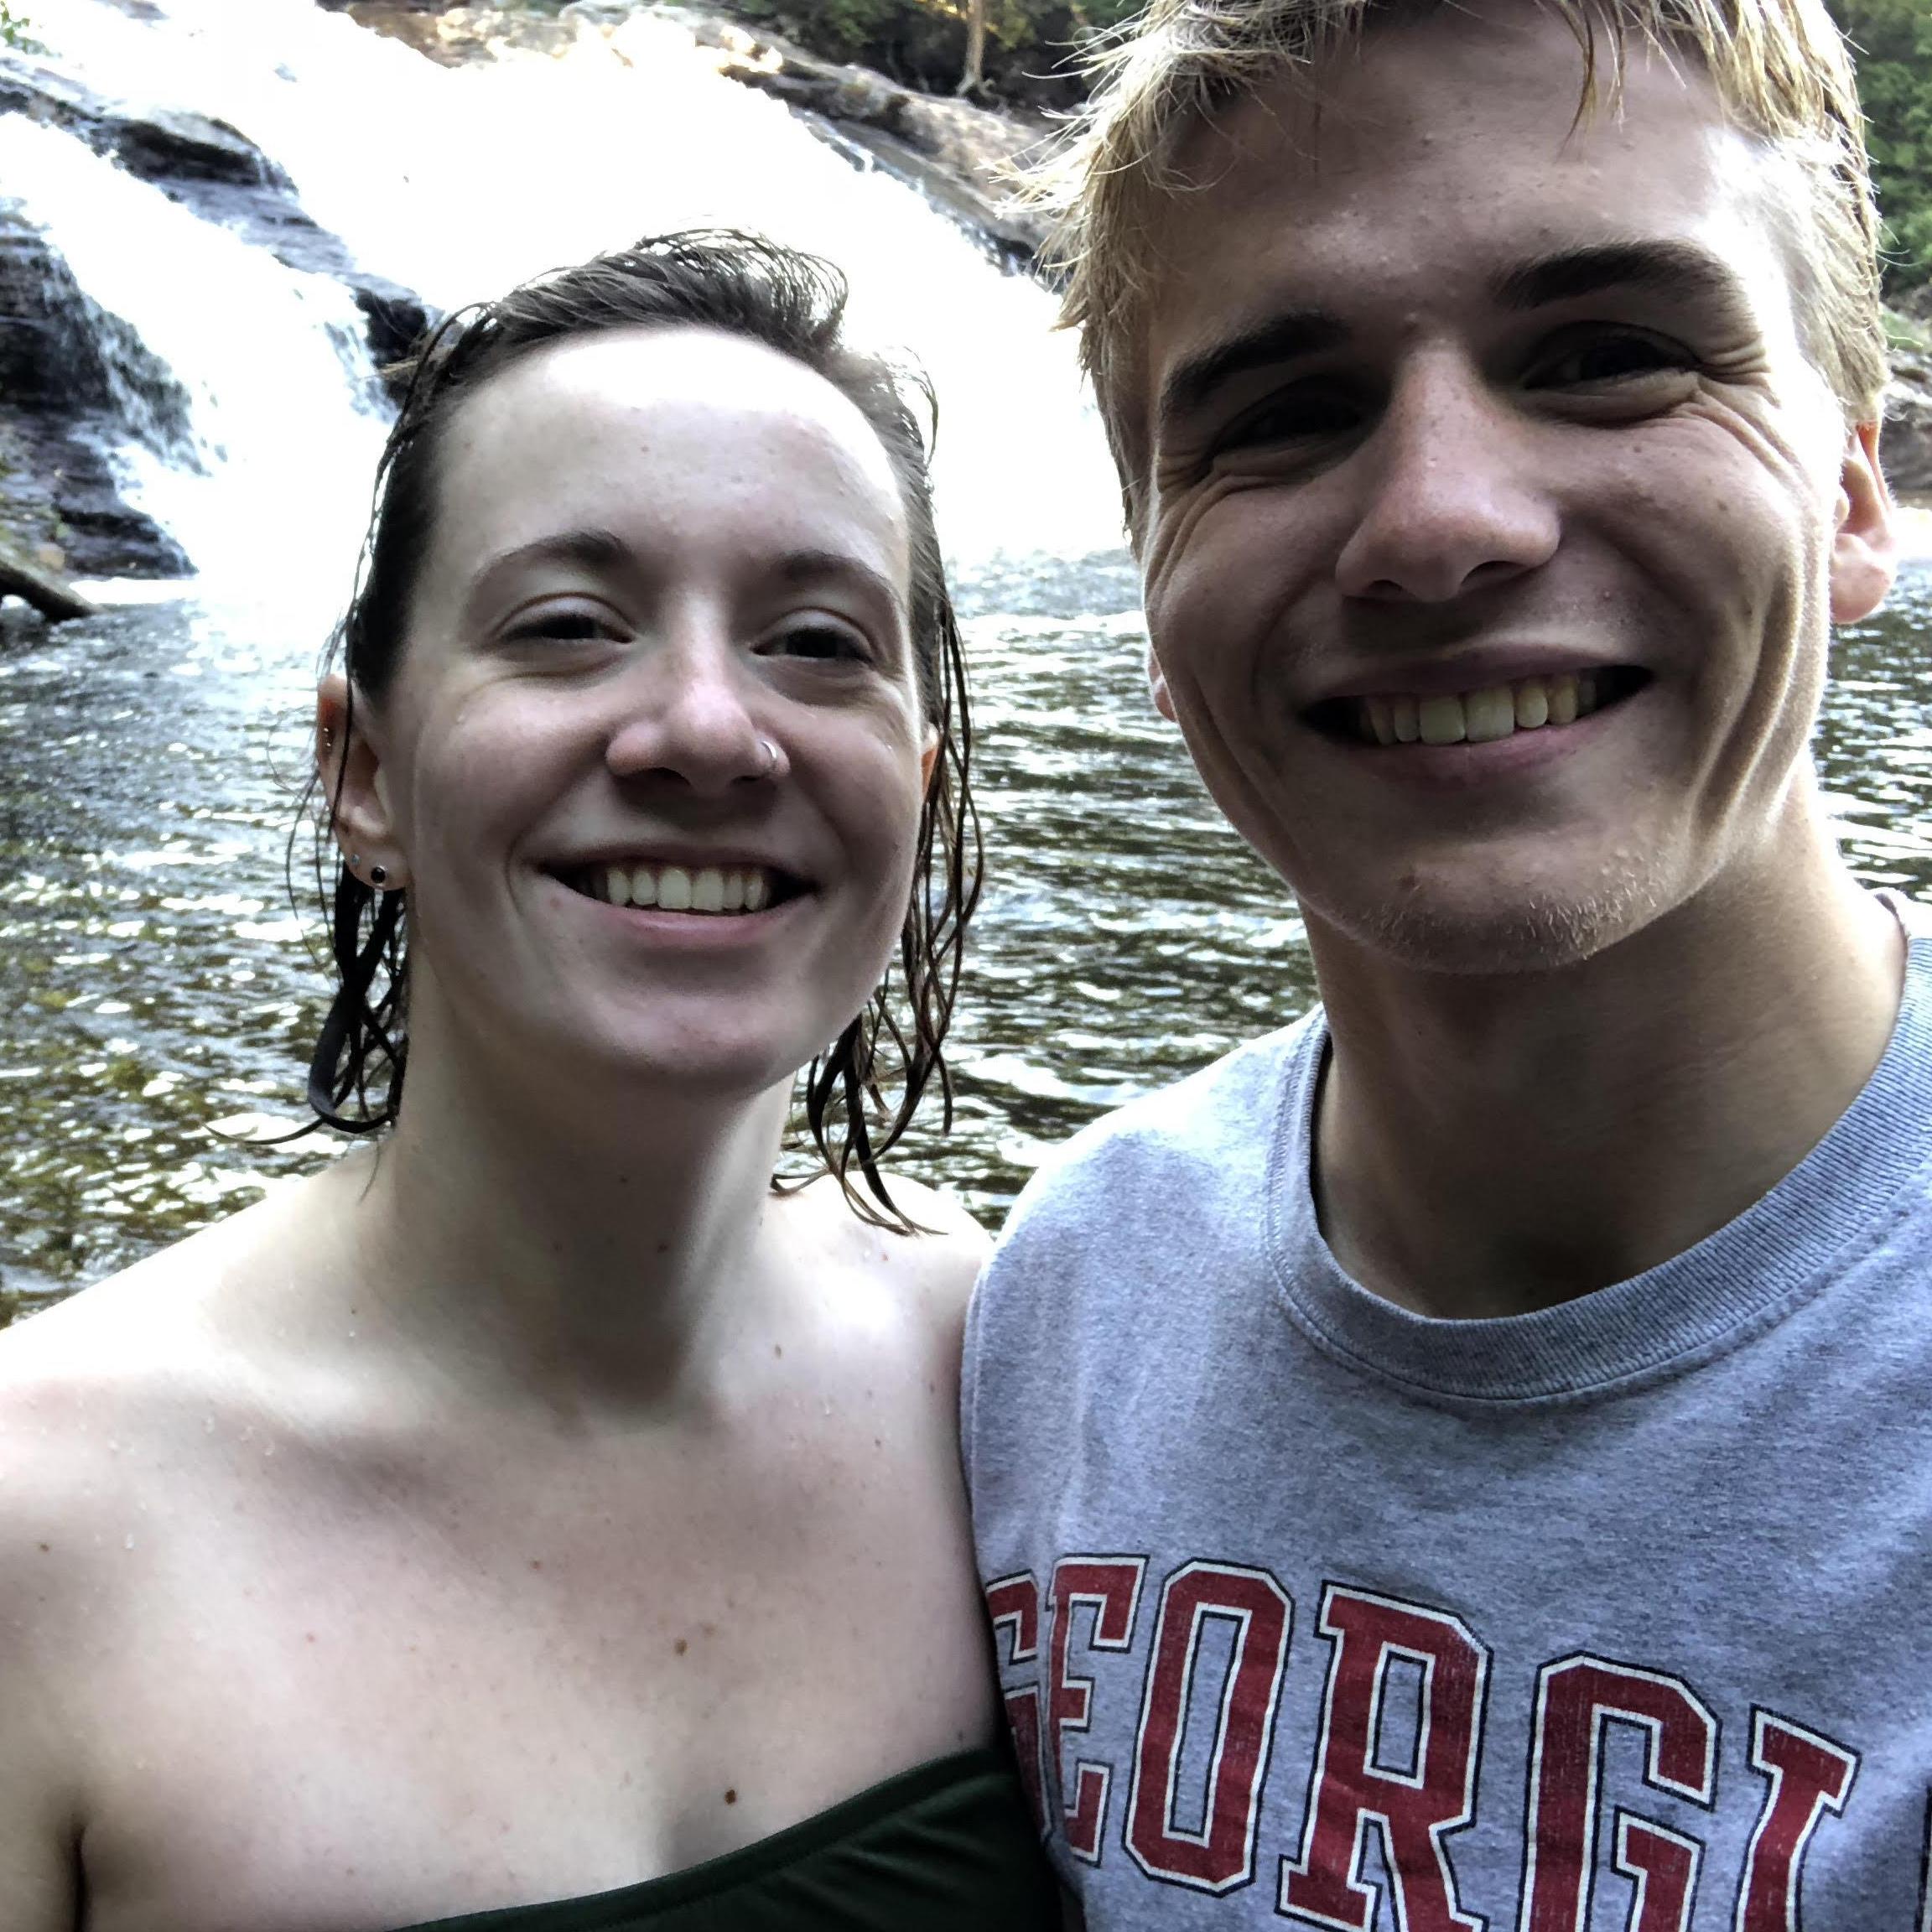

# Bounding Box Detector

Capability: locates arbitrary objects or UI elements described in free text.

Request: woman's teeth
[1358,672,1607,747]
[584,863,774,914]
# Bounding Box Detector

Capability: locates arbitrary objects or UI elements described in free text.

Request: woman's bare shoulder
[791,1171,989,1311]
[0,1170,335,1386]
[0,1158,369,1514]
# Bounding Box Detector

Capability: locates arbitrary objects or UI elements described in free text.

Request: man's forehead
[1128,9,1804,423]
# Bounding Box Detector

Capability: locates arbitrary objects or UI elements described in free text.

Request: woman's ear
[316,673,408,889]
[919,721,941,794]
[1829,418,1898,626]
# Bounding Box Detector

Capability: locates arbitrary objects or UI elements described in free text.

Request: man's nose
[602,615,778,797]
[1333,351,1560,604]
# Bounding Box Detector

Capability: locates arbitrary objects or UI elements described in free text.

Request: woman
[0,232,1060,1929]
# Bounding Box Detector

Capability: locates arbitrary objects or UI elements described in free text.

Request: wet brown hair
[304,229,979,1233]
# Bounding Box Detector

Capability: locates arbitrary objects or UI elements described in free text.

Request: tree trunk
[957,0,985,96]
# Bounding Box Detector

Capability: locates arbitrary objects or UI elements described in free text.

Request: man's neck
[1309,820,1906,1320]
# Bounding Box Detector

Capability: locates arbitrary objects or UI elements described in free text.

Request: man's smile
[1308,665,1651,747]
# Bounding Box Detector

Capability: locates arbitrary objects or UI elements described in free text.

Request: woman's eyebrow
[1489,239,1750,313]
[771,548,908,620]
[466,527,631,606]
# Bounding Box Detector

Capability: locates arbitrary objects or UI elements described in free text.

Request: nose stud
[757,737,779,778]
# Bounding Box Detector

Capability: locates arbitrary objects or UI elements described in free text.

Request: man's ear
[1147,639,1177,722]
[316,673,408,887]
[1829,418,1898,626]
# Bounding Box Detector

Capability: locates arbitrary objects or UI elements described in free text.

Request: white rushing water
[12,0,1125,595]
[0,112,392,594]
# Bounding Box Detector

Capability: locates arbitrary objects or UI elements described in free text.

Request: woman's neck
[337,999,799,1417]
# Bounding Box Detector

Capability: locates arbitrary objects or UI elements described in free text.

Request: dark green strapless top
[390,1748,1062,1929]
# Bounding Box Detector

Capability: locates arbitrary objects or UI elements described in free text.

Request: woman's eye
[503,606,615,646]
[768,621,869,662]
[1531,331,1693,388]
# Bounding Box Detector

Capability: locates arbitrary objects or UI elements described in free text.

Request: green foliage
[1831,0,1932,298]
[0,3,40,52]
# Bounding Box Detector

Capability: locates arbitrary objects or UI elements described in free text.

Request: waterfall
[10,0,1126,597]
[1,110,392,594]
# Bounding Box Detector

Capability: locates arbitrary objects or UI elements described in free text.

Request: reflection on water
[3,569,1930,1306]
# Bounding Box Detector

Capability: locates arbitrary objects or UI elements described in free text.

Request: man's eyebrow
[1490,240,1749,313]
[1157,310,1348,433]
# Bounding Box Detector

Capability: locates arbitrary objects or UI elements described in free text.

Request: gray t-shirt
[963,927,1932,1929]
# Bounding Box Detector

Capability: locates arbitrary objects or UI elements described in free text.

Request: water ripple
[3,572,1931,1297]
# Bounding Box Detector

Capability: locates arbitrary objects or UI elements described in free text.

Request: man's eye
[1531,331,1693,387]
[1214,385,1363,454]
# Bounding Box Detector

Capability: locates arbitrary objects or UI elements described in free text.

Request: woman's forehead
[449,325,890,469]
[424,327,913,586]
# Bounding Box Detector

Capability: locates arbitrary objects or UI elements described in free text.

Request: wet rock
[1884,354,1932,496]
[0,57,293,189]
[665,10,1056,265]
[0,528,96,621]
[0,53,434,573]
[0,53,432,374]
[335,1,1053,267]
[0,202,196,577]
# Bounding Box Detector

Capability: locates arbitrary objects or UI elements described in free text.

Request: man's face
[1132,0,1895,972]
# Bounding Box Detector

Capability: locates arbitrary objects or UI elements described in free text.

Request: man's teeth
[586,863,775,913]
[1360,673,1602,747]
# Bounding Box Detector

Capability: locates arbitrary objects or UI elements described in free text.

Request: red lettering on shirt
[1521,1655,1716,1932]
[1735,1709,1857,1931]
[1613,1814,1701,1932]
[1047,1555,1145,1862]
[985,1571,1047,1833]
[1276,1585,1489,1932]
[1124,1561,1292,1893]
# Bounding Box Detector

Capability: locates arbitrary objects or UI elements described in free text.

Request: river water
[5,0,1932,1307]
[4,568,1931,1308]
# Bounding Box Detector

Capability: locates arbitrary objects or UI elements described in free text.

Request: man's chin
[1301,869,1669,979]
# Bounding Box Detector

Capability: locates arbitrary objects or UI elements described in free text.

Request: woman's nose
[1333,351,1560,605]
[602,622,782,797]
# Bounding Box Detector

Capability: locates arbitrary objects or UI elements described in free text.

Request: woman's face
[330,325,934,1102]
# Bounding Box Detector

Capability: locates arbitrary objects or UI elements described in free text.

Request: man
[963,0,1919,1923]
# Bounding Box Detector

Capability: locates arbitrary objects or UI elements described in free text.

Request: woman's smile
[364,323,931,1088]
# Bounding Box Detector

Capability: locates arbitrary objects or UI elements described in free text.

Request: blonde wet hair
[1031,0,1887,507]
